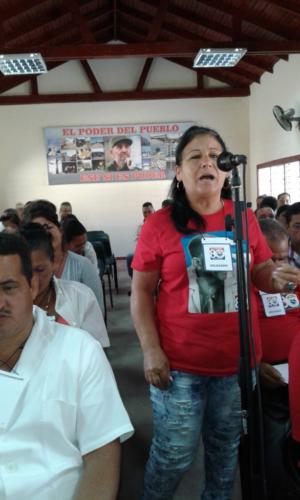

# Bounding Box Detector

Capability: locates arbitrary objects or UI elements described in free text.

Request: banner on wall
[44,121,194,185]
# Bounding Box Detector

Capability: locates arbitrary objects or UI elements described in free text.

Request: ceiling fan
[273,105,300,131]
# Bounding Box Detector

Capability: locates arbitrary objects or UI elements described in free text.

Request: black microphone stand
[229,163,268,500]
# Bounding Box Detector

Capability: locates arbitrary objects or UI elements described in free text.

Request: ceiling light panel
[193,48,247,68]
[0,53,47,75]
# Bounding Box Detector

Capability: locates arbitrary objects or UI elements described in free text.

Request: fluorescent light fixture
[193,48,247,68]
[0,53,47,75]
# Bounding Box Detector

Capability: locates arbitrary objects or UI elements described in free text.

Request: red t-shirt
[257,289,300,363]
[289,333,300,442]
[132,200,272,376]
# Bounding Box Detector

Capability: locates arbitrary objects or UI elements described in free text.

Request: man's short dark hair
[142,202,153,208]
[285,202,300,224]
[0,232,32,284]
[277,192,290,200]
[260,196,277,211]
[259,218,288,242]
[60,201,72,209]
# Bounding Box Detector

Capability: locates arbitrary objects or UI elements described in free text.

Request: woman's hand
[143,346,171,390]
[260,362,286,388]
[271,264,300,292]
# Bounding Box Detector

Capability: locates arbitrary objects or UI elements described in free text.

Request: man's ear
[30,274,39,301]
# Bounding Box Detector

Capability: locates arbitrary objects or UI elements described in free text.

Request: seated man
[0,232,133,500]
[126,202,155,280]
[59,201,72,221]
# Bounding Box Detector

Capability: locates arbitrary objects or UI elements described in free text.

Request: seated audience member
[260,195,278,212]
[256,194,267,209]
[256,206,275,220]
[277,192,291,208]
[61,215,98,270]
[257,218,300,500]
[0,208,20,232]
[23,200,104,313]
[126,202,155,280]
[20,223,109,347]
[276,204,289,229]
[15,202,24,220]
[59,201,72,220]
[0,232,133,500]
[286,202,300,269]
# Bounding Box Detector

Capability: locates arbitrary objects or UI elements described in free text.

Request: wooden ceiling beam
[197,0,298,40]
[3,3,112,48]
[2,40,299,61]
[0,62,64,94]
[30,77,38,96]
[267,0,300,16]
[80,60,102,93]
[1,0,48,21]
[0,86,250,105]
[147,0,170,41]
[118,3,280,72]
[155,2,280,71]
[135,0,170,91]
[136,58,153,91]
[120,26,253,87]
[61,0,95,43]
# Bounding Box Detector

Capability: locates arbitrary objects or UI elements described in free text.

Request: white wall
[249,54,300,203]
[0,80,249,255]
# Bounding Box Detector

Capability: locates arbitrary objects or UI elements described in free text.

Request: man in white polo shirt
[0,232,133,500]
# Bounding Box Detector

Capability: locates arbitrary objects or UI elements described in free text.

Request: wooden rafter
[198,0,298,40]
[118,2,280,73]
[136,58,153,91]
[3,3,112,48]
[0,86,250,106]
[62,0,95,43]
[80,60,102,93]
[30,77,38,96]
[1,40,298,61]
[1,0,48,21]
[267,0,300,16]
[135,0,170,91]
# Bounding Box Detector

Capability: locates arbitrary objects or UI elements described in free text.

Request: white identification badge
[260,292,286,317]
[202,237,233,271]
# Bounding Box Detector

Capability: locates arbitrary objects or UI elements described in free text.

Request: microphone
[217,152,247,172]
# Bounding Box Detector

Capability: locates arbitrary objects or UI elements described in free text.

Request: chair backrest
[87,231,114,259]
[91,240,106,277]
[87,230,106,243]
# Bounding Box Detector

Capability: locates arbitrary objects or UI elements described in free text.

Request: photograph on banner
[104,135,142,171]
[44,122,194,184]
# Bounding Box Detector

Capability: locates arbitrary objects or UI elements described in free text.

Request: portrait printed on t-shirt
[181,231,246,314]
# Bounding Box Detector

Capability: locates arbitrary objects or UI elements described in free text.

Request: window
[257,155,300,203]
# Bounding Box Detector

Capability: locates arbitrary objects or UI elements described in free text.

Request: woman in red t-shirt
[131,125,300,500]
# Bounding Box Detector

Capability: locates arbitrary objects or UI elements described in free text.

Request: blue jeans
[142,371,242,500]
